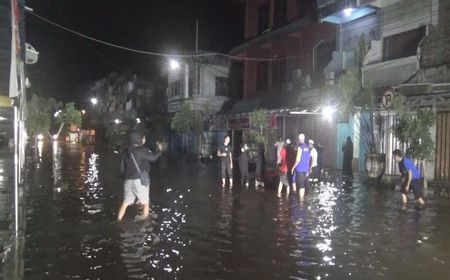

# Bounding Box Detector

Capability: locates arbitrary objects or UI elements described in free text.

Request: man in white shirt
[309,139,319,183]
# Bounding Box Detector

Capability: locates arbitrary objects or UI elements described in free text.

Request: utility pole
[194,18,200,155]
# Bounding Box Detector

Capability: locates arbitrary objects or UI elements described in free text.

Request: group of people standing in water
[116,130,425,221]
[217,133,426,206]
[217,133,325,201]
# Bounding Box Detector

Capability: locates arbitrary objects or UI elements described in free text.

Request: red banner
[228,117,250,130]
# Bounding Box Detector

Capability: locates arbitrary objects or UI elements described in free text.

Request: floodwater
[24,144,450,280]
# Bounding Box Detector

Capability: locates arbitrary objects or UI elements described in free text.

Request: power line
[27,10,306,61]
[26,3,445,62]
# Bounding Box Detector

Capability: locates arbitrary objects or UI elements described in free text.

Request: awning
[230,93,298,114]
[321,6,377,24]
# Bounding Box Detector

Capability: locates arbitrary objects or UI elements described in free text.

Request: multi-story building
[167,54,230,114]
[218,0,337,166]
[87,72,167,146]
[320,0,450,178]
[166,54,231,157]
[359,0,450,179]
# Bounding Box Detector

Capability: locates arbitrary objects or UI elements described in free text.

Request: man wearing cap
[117,131,162,221]
[309,139,319,183]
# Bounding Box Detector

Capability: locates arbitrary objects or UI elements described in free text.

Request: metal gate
[435,111,450,181]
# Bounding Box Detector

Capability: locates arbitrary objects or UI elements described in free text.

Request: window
[258,4,269,34]
[215,77,228,96]
[169,80,181,98]
[256,62,268,91]
[274,0,287,27]
[383,26,426,61]
[272,59,286,89]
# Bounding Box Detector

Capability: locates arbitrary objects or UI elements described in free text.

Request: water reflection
[24,148,450,280]
[118,187,189,279]
[52,141,62,188]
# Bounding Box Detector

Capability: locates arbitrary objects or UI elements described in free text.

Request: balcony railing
[362,55,418,88]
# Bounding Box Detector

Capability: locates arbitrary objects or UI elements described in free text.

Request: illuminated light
[169,59,180,71]
[0,116,7,121]
[290,110,308,115]
[343,7,353,17]
[322,105,336,121]
[37,140,44,159]
[52,134,58,140]
[90,97,98,105]
[81,109,86,114]
[114,119,121,124]
[37,134,44,141]
[136,118,141,123]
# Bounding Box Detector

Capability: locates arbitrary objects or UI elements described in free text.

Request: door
[435,111,450,181]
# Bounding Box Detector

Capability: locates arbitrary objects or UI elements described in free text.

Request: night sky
[25,0,244,103]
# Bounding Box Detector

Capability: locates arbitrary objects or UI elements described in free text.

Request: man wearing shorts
[393,149,425,206]
[117,131,162,221]
[277,140,290,197]
[218,136,233,187]
[291,133,311,201]
[309,139,319,183]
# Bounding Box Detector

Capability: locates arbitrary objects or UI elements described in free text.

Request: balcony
[362,55,419,88]
[363,0,401,8]
[318,0,377,24]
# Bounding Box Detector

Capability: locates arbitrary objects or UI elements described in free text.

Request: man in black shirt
[239,143,249,187]
[217,136,233,187]
[117,131,162,221]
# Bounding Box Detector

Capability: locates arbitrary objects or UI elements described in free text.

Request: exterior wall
[362,0,435,88]
[382,0,433,37]
[362,55,419,88]
[325,12,381,75]
[244,0,312,40]
[240,24,335,98]
[418,0,450,82]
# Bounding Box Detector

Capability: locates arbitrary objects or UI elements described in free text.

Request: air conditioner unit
[292,69,302,82]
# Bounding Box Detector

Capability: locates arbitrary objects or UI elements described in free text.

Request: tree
[54,102,82,139]
[171,103,205,155]
[249,109,276,155]
[26,94,59,137]
[392,94,436,188]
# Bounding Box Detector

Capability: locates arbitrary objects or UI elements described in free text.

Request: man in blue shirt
[291,133,311,202]
[393,149,425,206]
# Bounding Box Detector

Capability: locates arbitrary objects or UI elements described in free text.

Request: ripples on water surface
[24,145,450,279]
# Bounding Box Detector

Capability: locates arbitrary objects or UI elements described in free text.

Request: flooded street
[24,145,450,280]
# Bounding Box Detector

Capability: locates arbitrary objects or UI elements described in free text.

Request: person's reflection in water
[118,219,159,278]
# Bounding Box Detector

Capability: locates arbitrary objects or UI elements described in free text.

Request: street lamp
[169,59,181,71]
[343,7,353,17]
[322,105,336,121]
[168,59,189,99]
[114,118,121,124]
[81,109,86,115]
[90,97,98,106]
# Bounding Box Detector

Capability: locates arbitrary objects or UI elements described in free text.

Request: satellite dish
[25,43,39,64]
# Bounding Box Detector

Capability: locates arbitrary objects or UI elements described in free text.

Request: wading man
[218,136,233,187]
[393,149,425,207]
[291,133,311,201]
[277,140,290,197]
[117,131,162,221]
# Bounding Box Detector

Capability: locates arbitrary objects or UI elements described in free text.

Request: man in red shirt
[277,140,290,197]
